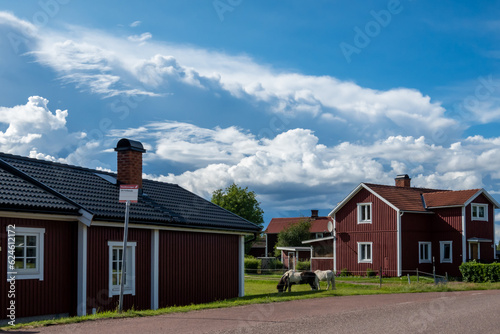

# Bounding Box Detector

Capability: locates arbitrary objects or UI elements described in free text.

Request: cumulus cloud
[0,96,85,158]
[130,21,141,28]
[113,122,500,210]
[0,11,462,140]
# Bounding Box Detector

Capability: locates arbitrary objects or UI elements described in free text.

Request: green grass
[2,277,500,331]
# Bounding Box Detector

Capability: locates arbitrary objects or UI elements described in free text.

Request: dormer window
[357,203,372,224]
[471,204,488,221]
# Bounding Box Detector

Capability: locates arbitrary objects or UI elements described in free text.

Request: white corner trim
[333,213,337,274]
[238,235,245,297]
[77,223,87,316]
[151,229,159,310]
[397,210,402,276]
[462,206,467,262]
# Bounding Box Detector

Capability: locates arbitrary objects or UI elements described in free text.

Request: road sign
[119,185,139,203]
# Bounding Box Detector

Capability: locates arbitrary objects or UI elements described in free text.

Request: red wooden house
[0,139,260,323]
[330,175,499,277]
[265,210,333,270]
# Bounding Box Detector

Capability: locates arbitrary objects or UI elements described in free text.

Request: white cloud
[127,32,152,44]
[0,96,85,158]
[113,122,500,210]
[130,21,141,28]
[0,11,461,140]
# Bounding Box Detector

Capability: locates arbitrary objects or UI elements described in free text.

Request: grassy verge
[2,277,499,330]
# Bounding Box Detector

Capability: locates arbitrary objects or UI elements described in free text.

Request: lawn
[2,275,500,330]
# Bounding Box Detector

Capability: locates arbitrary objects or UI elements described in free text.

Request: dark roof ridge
[424,188,481,195]
[0,151,116,176]
[363,182,446,193]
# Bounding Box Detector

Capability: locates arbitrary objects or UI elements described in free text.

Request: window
[357,203,372,224]
[419,242,432,264]
[358,242,372,263]
[6,227,45,280]
[315,233,324,239]
[108,241,136,297]
[440,241,452,263]
[471,204,488,221]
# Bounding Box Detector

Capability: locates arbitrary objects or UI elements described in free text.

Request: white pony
[315,270,335,290]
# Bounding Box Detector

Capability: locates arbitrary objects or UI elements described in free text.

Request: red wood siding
[311,259,334,271]
[0,217,77,320]
[86,226,151,313]
[158,231,239,307]
[401,213,433,274]
[465,194,495,262]
[335,188,398,276]
[431,208,464,276]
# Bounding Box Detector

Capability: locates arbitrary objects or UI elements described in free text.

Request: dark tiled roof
[0,153,260,233]
[266,216,332,233]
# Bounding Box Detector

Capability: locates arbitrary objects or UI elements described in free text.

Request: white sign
[119,185,139,203]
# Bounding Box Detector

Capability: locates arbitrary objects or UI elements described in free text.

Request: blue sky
[0,1,499,241]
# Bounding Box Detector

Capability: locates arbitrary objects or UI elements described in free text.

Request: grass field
[2,275,500,330]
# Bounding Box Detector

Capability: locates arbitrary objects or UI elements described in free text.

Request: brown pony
[277,270,319,292]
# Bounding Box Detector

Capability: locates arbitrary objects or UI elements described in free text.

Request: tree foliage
[211,183,264,253]
[274,220,311,256]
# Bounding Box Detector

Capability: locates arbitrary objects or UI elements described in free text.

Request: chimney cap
[114,138,146,153]
[395,174,410,179]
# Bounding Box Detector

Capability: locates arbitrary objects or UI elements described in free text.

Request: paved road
[7,290,500,334]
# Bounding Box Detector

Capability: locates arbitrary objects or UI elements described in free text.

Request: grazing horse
[277,270,319,292]
[315,270,335,290]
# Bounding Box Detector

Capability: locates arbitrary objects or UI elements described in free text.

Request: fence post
[407,273,411,285]
[416,268,419,282]
[379,266,382,288]
[433,256,436,284]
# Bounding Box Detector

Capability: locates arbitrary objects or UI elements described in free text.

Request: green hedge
[244,256,261,273]
[459,261,500,282]
[296,260,310,271]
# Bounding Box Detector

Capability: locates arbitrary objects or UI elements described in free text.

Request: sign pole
[118,200,130,313]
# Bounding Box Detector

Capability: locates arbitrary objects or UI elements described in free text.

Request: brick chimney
[114,138,146,189]
[395,174,411,188]
[311,209,319,218]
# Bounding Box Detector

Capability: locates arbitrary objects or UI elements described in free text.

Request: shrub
[366,268,376,277]
[296,260,310,271]
[340,268,351,277]
[244,257,261,273]
[459,261,500,282]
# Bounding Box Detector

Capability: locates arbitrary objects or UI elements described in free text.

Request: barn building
[330,175,499,277]
[0,139,260,322]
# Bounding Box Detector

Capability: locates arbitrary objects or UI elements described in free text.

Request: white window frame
[357,203,372,224]
[6,227,45,280]
[315,233,324,239]
[108,241,136,297]
[471,203,488,221]
[440,241,453,263]
[419,241,432,264]
[358,242,373,263]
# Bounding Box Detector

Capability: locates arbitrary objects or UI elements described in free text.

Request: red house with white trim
[330,175,499,277]
[0,139,260,323]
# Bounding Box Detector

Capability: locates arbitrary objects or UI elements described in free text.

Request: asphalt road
[7,290,500,334]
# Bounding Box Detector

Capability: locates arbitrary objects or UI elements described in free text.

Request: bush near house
[244,256,261,273]
[366,268,376,277]
[296,260,311,271]
[459,261,500,282]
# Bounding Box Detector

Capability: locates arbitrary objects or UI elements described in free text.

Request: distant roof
[266,216,332,234]
[330,182,499,216]
[0,153,261,233]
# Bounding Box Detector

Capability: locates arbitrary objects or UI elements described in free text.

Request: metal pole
[118,200,130,313]
[379,266,382,288]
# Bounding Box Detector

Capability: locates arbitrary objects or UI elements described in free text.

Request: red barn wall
[335,189,398,276]
[431,208,464,276]
[0,217,77,320]
[86,226,151,313]
[158,231,239,307]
